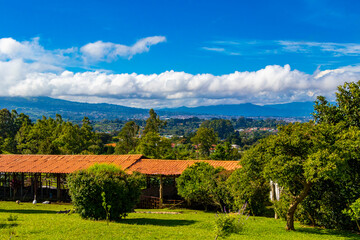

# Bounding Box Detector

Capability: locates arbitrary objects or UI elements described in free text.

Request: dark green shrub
[67,164,145,221]
[176,162,231,211]
[295,179,359,230]
[343,198,360,231]
[226,143,270,216]
[227,167,270,216]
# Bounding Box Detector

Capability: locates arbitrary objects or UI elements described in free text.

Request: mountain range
[0,96,315,120]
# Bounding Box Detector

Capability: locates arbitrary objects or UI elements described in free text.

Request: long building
[0,154,240,207]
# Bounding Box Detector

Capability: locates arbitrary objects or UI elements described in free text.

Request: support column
[4,173,6,197]
[30,174,34,197]
[34,173,38,202]
[20,173,24,200]
[9,174,12,199]
[159,175,164,208]
[40,174,43,199]
[57,174,61,201]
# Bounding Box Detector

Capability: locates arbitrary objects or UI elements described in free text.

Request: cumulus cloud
[0,36,166,69]
[80,36,166,62]
[1,59,360,108]
[0,37,74,67]
[1,37,360,108]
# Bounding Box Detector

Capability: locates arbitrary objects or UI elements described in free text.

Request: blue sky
[1,0,360,108]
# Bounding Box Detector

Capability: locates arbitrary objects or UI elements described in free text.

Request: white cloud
[80,36,166,62]
[278,41,360,56]
[202,47,225,52]
[0,37,75,67]
[1,37,360,108]
[0,36,166,70]
[205,39,360,57]
[1,59,359,108]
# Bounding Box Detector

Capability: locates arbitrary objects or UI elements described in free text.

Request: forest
[0,108,284,159]
[0,81,359,232]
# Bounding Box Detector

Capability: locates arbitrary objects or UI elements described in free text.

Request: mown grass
[0,201,358,240]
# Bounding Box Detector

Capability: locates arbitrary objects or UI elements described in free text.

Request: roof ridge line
[124,154,144,171]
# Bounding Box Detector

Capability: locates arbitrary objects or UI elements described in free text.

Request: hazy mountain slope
[0,97,315,120]
[160,102,315,117]
[0,97,149,120]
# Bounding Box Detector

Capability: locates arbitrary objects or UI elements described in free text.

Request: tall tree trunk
[286,182,312,231]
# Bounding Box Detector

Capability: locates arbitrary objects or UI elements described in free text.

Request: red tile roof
[0,154,143,174]
[105,143,117,147]
[0,154,240,175]
[129,159,240,175]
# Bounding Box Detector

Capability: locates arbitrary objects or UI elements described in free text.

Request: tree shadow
[296,227,360,240]
[0,209,57,214]
[0,222,18,229]
[119,218,196,227]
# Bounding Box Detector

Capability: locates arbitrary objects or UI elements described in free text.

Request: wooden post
[30,174,34,197]
[34,173,38,201]
[57,174,61,201]
[9,174,12,198]
[20,173,24,200]
[159,175,164,208]
[40,174,43,200]
[4,173,6,197]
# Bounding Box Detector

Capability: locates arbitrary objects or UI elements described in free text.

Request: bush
[227,167,270,215]
[343,198,360,231]
[214,206,248,239]
[67,164,145,221]
[294,179,359,230]
[176,162,231,211]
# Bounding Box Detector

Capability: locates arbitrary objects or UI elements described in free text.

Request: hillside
[0,96,315,120]
[0,97,149,120]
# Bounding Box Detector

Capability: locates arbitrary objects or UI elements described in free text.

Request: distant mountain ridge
[0,97,149,120]
[0,96,315,120]
[160,102,316,118]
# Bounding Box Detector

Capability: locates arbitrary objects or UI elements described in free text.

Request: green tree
[176,162,230,210]
[308,80,360,230]
[143,109,165,136]
[115,121,139,154]
[0,109,17,139]
[67,164,145,221]
[201,119,234,139]
[314,81,360,127]
[0,109,28,153]
[227,142,270,216]
[136,132,173,159]
[18,116,60,154]
[191,127,218,158]
[261,122,359,230]
[53,122,85,154]
[210,142,241,160]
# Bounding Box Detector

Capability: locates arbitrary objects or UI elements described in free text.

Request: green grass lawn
[0,201,358,240]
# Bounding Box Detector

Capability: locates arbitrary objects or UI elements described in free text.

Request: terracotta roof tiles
[0,154,240,175]
[129,159,240,175]
[0,154,143,174]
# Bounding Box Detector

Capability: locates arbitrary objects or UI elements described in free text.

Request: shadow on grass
[297,227,360,240]
[119,218,196,227]
[0,223,18,229]
[0,209,57,214]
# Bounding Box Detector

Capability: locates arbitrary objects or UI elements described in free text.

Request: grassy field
[0,201,358,240]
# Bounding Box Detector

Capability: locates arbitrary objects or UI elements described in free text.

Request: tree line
[0,106,280,159]
[185,81,360,231]
[0,112,103,154]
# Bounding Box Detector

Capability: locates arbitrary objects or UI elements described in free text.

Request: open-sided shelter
[0,154,240,206]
